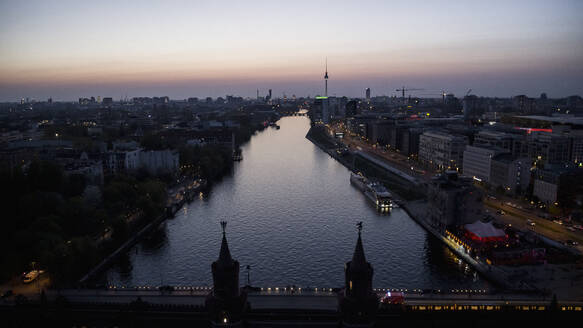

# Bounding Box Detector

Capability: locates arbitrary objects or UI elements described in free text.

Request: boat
[364,182,393,209]
[350,172,395,209]
[350,172,368,192]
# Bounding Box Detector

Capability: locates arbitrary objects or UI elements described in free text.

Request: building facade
[419,131,468,170]
[426,171,483,232]
[490,155,531,194]
[462,145,502,182]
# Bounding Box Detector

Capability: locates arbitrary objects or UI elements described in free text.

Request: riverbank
[401,200,538,293]
[306,125,424,201]
[306,124,583,300]
[306,125,538,294]
[79,180,206,285]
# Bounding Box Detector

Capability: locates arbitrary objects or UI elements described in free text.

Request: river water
[106,116,492,290]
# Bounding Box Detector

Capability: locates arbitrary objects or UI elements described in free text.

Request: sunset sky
[1,0,582,101]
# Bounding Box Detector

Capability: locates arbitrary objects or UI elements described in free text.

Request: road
[5,288,578,309]
[484,199,583,252]
[330,123,436,181]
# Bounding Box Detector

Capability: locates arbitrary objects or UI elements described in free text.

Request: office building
[419,131,468,170]
[490,155,531,194]
[462,145,504,182]
[426,171,483,232]
[528,132,571,164]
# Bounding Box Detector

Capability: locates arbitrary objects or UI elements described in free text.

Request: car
[497,210,506,215]
[553,220,563,225]
[565,240,579,246]
[22,270,40,284]
[527,220,535,226]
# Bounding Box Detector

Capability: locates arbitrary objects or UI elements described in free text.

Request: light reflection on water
[106,117,492,290]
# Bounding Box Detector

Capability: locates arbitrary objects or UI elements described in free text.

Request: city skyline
[1,0,583,101]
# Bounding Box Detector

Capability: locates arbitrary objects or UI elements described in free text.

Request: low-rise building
[139,149,179,175]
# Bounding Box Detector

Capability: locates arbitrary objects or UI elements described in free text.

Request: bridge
[5,285,581,309]
[2,286,581,327]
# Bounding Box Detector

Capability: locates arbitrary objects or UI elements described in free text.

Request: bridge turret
[205,221,248,326]
[338,222,379,326]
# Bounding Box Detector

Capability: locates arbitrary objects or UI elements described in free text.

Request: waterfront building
[104,148,178,176]
[464,220,507,244]
[139,149,179,175]
[338,223,378,326]
[419,131,468,171]
[426,171,483,232]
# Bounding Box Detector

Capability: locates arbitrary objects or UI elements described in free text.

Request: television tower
[324,58,329,97]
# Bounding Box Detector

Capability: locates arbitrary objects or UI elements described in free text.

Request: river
[105,116,492,290]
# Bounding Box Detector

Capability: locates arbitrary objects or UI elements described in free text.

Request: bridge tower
[338,222,378,326]
[205,221,248,326]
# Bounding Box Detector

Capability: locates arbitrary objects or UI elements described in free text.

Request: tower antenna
[324,57,329,97]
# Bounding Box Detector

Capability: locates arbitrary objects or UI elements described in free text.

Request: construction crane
[465,89,472,97]
[418,90,448,103]
[396,86,424,99]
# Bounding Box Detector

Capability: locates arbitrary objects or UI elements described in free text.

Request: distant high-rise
[324,58,329,97]
[365,88,371,102]
[322,59,330,124]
